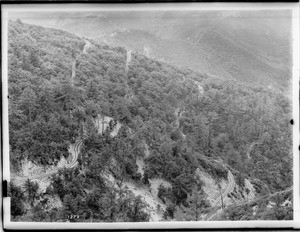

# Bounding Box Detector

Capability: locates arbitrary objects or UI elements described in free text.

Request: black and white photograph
[2,3,299,229]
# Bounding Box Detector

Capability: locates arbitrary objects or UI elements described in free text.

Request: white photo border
[2,2,299,230]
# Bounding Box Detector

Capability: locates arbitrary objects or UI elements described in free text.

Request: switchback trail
[204,170,235,220]
[204,183,292,221]
[11,138,82,186]
[11,39,91,187]
[232,187,293,208]
[211,170,235,207]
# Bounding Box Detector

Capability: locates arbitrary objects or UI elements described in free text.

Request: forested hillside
[8,20,292,222]
[16,11,292,91]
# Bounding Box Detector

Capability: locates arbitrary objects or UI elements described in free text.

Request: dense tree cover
[173,186,211,221]
[10,182,26,217]
[9,20,292,221]
[47,167,149,222]
[11,166,149,222]
[79,126,144,187]
[10,179,57,222]
[9,20,85,172]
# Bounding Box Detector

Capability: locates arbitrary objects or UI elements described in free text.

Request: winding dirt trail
[204,169,235,221]
[204,169,292,221]
[125,50,132,72]
[11,39,91,187]
[82,40,91,54]
[71,40,91,82]
[235,187,292,208]
[204,187,292,221]
[211,170,235,207]
[246,141,259,159]
[11,139,82,186]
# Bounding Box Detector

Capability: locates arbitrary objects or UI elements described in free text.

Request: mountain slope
[214,188,293,220]
[98,26,290,91]
[8,20,292,222]
[15,10,292,91]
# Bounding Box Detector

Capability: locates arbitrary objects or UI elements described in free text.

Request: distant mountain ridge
[16,10,292,92]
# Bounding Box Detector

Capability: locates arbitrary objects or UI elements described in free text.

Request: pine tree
[23,179,39,207]
[19,86,37,122]
[29,50,40,67]
[10,182,26,217]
